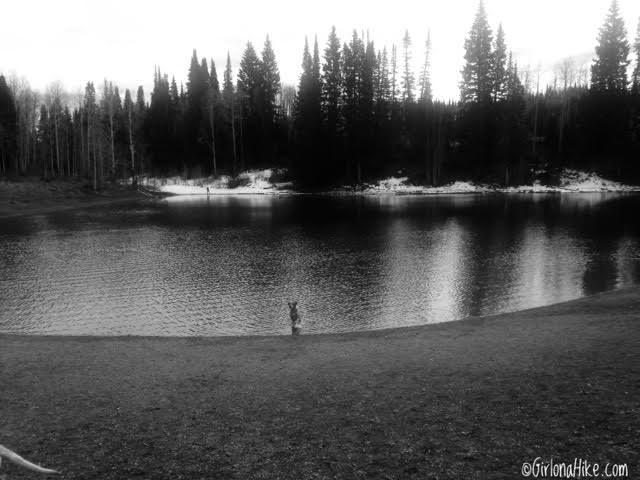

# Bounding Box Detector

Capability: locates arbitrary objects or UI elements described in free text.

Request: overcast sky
[1,0,639,101]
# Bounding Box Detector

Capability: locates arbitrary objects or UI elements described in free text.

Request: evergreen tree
[149,69,173,171]
[295,37,322,183]
[237,42,263,117]
[261,36,280,123]
[123,88,136,176]
[378,47,391,105]
[591,0,630,92]
[187,50,209,105]
[223,53,238,173]
[312,36,322,112]
[632,18,640,94]
[390,44,398,104]
[209,60,220,95]
[401,30,415,104]
[169,77,180,108]
[460,1,494,104]
[207,59,220,174]
[84,82,98,189]
[0,75,17,175]
[493,24,508,101]
[136,86,146,111]
[237,42,264,165]
[418,32,433,103]
[261,36,281,163]
[322,26,342,143]
[341,31,367,183]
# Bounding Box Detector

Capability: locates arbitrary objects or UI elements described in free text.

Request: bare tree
[555,57,576,91]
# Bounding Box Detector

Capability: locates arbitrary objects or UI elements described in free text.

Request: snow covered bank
[132,168,639,196]
[349,169,640,195]
[139,169,293,195]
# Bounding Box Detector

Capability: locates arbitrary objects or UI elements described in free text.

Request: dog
[0,444,58,475]
[288,302,301,335]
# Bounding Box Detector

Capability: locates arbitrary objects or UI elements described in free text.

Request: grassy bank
[1,288,639,479]
[0,178,144,218]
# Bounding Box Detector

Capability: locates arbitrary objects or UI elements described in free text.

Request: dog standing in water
[288,302,301,335]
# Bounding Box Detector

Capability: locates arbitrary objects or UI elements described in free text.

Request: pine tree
[632,18,640,94]
[237,42,264,166]
[295,37,323,182]
[378,47,391,105]
[187,50,208,106]
[493,24,508,101]
[390,44,398,104]
[591,0,630,92]
[169,77,180,115]
[460,1,494,104]
[223,53,238,174]
[84,82,98,189]
[206,59,220,175]
[136,86,146,111]
[322,26,342,138]
[101,80,118,176]
[261,36,280,123]
[418,32,433,103]
[123,88,136,177]
[237,42,263,117]
[401,30,415,104]
[0,75,17,175]
[342,31,364,135]
[312,36,322,113]
[505,53,525,101]
[133,86,147,172]
[296,38,314,119]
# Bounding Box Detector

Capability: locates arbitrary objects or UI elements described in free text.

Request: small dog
[0,444,58,475]
[288,302,301,335]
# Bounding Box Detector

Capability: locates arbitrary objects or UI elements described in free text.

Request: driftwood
[0,444,58,475]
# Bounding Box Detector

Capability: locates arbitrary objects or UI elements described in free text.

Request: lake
[1,193,639,336]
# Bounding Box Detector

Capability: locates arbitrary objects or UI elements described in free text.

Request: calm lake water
[1,193,639,336]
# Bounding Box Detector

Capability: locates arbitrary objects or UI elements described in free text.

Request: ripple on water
[1,194,640,335]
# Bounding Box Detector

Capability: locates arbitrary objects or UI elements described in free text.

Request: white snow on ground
[352,169,640,195]
[358,178,489,194]
[139,169,294,195]
[132,168,639,196]
[558,169,637,192]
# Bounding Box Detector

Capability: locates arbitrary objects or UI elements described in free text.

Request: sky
[1,0,639,101]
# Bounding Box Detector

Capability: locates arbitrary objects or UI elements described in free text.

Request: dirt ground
[1,288,639,479]
[0,178,143,218]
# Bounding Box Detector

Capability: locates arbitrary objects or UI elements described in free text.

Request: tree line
[1,0,639,188]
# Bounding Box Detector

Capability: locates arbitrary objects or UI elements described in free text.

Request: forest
[1,0,639,189]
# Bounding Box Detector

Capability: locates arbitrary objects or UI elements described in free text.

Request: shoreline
[1,286,634,341]
[1,287,638,479]
[2,177,640,221]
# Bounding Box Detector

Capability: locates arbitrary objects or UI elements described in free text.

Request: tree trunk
[128,107,135,180]
[209,100,217,176]
[109,112,115,178]
[239,114,245,172]
[230,101,237,175]
[54,110,60,175]
[80,109,85,177]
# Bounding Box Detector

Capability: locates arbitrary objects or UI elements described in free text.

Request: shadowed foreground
[0,179,143,218]
[1,288,639,479]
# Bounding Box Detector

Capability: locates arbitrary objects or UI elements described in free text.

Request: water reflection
[0,193,639,335]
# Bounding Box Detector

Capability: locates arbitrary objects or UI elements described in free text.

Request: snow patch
[344,169,639,195]
[139,169,293,195]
